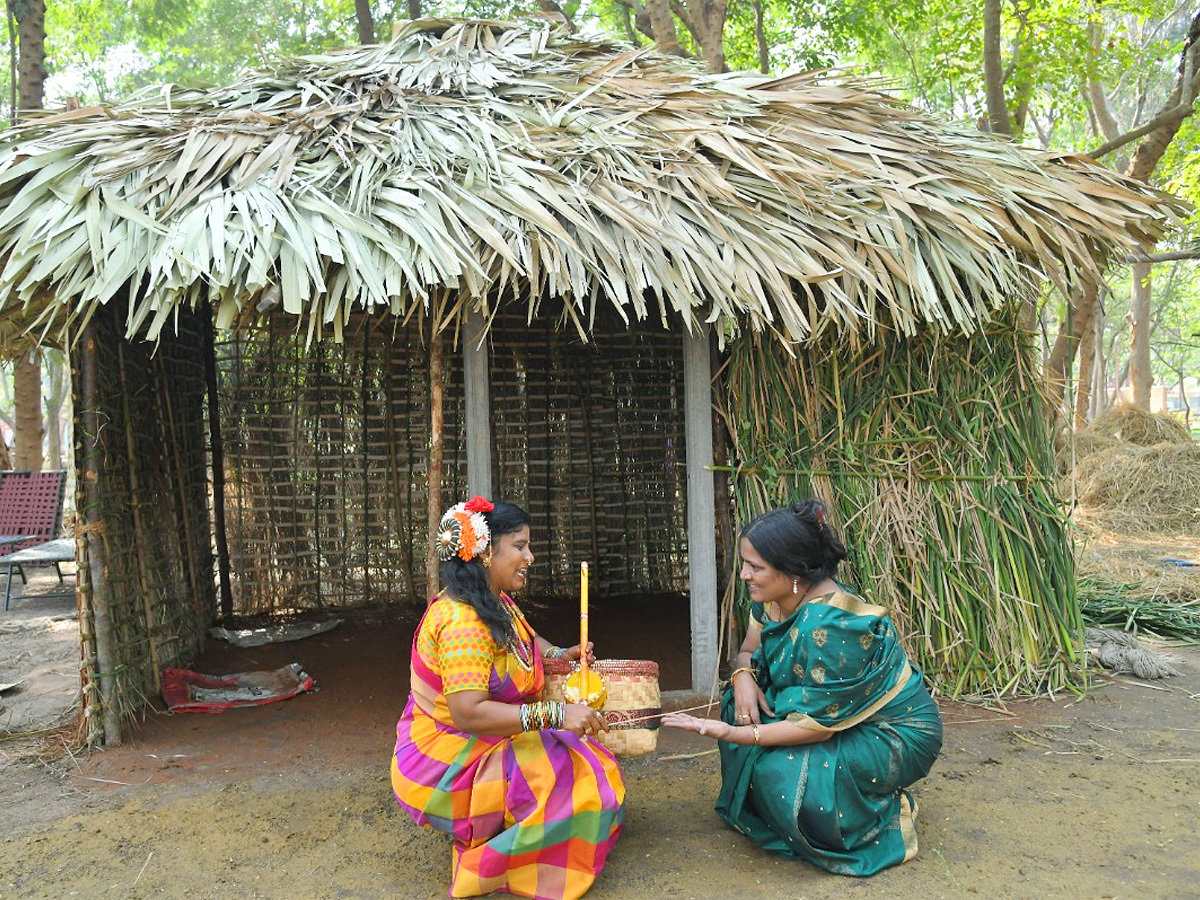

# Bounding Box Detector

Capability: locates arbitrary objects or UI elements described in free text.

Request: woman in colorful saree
[391,497,625,900]
[663,499,942,876]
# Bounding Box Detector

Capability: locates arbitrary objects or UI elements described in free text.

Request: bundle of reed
[720,319,1083,698]
[1078,576,1200,643]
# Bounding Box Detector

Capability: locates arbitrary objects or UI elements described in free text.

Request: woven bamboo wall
[215,303,689,613]
[488,304,689,596]
[75,302,215,746]
[218,316,467,612]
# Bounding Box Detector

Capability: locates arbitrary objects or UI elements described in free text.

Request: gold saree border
[812,590,889,618]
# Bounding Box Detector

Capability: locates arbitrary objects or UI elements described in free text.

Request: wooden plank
[464,308,493,498]
[683,326,718,695]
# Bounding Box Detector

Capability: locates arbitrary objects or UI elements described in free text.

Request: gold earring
[482,555,492,569]
[792,578,799,594]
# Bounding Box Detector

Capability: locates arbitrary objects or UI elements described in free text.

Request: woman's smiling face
[488,525,534,595]
[738,537,792,606]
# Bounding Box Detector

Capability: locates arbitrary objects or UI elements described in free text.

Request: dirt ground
[3,576,1200,900]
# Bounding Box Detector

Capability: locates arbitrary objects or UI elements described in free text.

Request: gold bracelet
[751,723,760,745]
[730,666,756,683]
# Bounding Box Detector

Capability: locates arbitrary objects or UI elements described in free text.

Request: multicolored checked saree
[392,594,625,900]
[716,590,942,876]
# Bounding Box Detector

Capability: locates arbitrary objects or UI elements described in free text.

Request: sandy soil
[2,586,1200,900]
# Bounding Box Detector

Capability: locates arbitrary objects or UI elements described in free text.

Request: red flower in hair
[464,495,495,514]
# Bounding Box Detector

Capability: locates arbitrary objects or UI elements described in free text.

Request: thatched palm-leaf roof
[0,18,1182,345]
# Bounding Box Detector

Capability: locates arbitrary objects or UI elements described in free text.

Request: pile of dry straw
[1062,406,1200,535]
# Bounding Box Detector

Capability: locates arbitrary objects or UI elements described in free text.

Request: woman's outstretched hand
[563,702,608,737]
[661,712,733,741]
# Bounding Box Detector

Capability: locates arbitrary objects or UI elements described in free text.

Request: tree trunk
[43,350,66,469]
[7,0,44,468]
[536,0,575,29]
[1179,368,1192,430]
[692,0,728,73]
[644,0,684,57]
[1112,358,1130,406]
[983,0,1012,135]
[9,0,44,112]
[1120,13,1200,412]
[354,0,374,44]
[1128,261,1152,409]
[407,0,420,19]
[1086,21,1122,143]
[751,0,768,74]
[1044,11,1200,425]
[1089,305,1106,422]
[1074,300,1097,429]
[13,351,43,469]
[1045,282,1097,416]
[1125,13,1200,183]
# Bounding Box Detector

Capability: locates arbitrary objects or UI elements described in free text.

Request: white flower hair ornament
[435,496,494,563]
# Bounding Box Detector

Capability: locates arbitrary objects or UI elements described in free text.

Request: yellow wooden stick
[579,561,589,683]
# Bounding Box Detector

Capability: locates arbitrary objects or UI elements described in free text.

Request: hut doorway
[214,303,697,688]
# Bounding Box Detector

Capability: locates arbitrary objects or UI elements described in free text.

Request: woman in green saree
[663,499,942,876]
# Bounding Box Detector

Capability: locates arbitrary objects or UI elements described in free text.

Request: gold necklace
[502,599,535,671]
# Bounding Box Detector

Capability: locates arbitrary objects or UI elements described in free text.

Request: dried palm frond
[0,18,1183,347]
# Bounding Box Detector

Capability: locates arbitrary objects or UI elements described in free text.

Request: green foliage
[147,0,362,86]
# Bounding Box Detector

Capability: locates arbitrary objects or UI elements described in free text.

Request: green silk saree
[716,591,942,876]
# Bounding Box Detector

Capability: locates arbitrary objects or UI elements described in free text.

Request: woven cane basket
[542,658,661,758]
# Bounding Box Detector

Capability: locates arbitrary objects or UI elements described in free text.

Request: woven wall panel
[216,303,689,613]
[487,304,689,597]
[218,318,466,612]
[75,302,214,744]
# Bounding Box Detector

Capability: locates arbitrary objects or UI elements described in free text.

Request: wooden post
[201,302,234,624]
[426,317,444,597]
[683,325,719,695]
[79,319,123,746]
[463,308,493,499]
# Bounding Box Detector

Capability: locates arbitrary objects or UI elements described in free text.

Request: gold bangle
[730,666,756,683]
[751,723,760,745]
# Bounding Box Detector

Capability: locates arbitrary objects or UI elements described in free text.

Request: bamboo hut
[0,19,1178,746]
